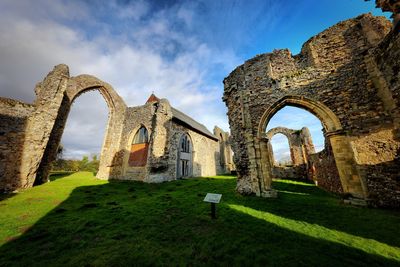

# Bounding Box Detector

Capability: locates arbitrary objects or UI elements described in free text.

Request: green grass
[0,172,399,266]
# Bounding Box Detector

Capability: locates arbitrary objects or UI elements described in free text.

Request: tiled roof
[171,107,217,141]
[146,93,160,103]
[145,93,217,140]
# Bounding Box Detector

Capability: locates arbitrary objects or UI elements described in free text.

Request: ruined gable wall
[224,14,400,206]
[236,14,392,135]
[146,99,175,182]
[0,98,35,191]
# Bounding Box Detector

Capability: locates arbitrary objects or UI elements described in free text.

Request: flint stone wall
[272,166,307,180]
[223,14,400,207]
[121,99,222,183]
[0,98,34,191]
[308,138,343,194]
[0,65,128,192]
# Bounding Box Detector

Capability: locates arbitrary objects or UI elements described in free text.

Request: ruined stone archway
[266,127,298,166]
[223,14,400,207]
[265,126,316,180]
[29,68,127,186]
[257,96,366,199]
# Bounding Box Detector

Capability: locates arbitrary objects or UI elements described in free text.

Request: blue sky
[0,0,390,159]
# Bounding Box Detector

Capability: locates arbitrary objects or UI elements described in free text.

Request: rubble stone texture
[373,0,400,25]
[0,67,232,191]
[121,96,233,182]
[223,14,400,208]
[265,126,315,180]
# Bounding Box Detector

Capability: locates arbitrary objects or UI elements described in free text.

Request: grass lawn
[0,172,399,266]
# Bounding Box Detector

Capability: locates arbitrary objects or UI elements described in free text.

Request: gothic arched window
[129,126,149,167]
[133,126,148,144]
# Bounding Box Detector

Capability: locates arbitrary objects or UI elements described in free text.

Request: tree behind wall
[51,155,100,173]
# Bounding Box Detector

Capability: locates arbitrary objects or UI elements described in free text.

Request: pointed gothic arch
[34,74,127,185]
[128,126,150,167]
[257,96,367,199]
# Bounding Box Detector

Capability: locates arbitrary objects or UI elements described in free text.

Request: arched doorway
[257,96,367,199]
[177,133,193,178]
[128,126,149,167]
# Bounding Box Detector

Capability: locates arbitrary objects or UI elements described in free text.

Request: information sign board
[203,193,222,204]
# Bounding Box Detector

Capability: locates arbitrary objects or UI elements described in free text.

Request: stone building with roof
[120,94,233,183]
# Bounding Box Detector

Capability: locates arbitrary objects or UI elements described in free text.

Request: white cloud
[0,0,242,158]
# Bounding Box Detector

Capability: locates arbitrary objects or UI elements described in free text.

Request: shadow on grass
[49,172,76,181]
[0,193,17,202]
[0,175,399,266]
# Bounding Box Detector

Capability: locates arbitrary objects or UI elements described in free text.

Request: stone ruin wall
[360,17,400,206]
[266,127,315,166]
[265,126,343,192]
[265,126,315,180]
[308,138,343,194]
[0,65,128,192]
[0,98,35,191]
[0,62,227,191]
[0,65,72,191]
[223,14,400,207]
[213,126,235,173]
[120,103,155,181]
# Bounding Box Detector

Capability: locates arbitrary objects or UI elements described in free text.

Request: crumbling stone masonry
[0,66,127,191]
[223,13,400,208]
[0,67,232,191]
[266,126,315,180]
[266,126,315,166]
[120,94,231,183]
[214,126,235,173]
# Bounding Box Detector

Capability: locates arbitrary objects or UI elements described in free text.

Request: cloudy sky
[0,0,389,159]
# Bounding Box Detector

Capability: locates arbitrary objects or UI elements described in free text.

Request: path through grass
[0,172,399,266]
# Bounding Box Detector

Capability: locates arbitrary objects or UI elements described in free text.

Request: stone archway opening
[258,96,367,200]
[32,73,127,186]
[264,106,322,181]
[50,91,108,174]
[34,89,111,185]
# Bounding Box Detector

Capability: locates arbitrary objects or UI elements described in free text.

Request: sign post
[203,193,222,219]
